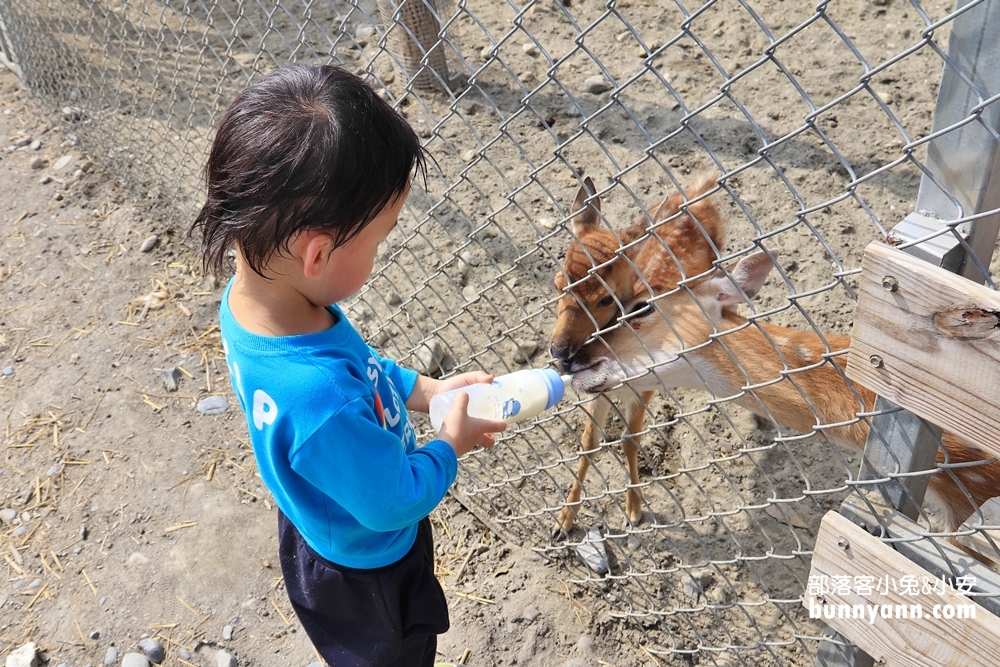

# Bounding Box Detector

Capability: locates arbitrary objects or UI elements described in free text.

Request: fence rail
[3,0,999,664]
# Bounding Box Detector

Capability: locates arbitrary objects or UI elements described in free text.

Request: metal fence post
[0,4,24,79]
[824,1,1000,664]
[376,0,450,92]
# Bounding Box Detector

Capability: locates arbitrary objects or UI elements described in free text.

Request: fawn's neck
[688,310,873,450]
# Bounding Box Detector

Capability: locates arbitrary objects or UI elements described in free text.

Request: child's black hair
[192,63,426,278]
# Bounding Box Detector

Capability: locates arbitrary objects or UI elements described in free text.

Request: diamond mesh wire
[3,0,999,664]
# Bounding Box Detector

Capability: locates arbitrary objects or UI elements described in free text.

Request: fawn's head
[550,174,724,373]
[568,250,778,394]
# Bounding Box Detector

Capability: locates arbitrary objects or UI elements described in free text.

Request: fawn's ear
[554,269,568,292]
[697,251,778,309]
[570,176,601,234]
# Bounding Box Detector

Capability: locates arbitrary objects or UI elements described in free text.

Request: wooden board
[956,497,1000,566]
[847,241,1000,458]
[805,511,1000,666]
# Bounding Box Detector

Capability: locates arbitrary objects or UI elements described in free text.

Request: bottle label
[501,398,521,420]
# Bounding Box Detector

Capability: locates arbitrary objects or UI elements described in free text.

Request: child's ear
[292,230,335,280]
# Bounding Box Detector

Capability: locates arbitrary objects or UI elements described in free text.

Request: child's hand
[436,392,506,457]
[435,371,494,395]
[406,371,494,413]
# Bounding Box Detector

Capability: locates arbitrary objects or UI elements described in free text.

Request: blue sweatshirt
[219,281,458,569]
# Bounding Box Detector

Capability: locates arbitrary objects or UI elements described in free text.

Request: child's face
[323,185,409,303]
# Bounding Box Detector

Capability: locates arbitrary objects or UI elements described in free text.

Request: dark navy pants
[278,512,450,667]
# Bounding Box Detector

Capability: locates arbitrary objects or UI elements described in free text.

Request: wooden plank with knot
[847,241,1000,460]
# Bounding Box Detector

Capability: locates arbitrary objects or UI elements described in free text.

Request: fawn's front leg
[621,392,653,527]
[555,394,613,539]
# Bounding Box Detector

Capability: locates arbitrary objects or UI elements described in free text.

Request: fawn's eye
[599,295,615,307]
[629,301,652,317]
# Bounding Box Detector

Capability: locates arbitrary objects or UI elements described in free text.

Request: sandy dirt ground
[3,0,999,665]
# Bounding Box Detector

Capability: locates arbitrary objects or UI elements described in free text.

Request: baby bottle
[429,368,572,432]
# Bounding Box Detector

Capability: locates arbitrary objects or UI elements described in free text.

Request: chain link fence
[3,0,999,665]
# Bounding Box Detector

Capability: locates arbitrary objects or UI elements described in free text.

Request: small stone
[29,140,41,151]
[479,44,494,61]
[461,149,477,162]
[127,552,150,567]
[177,648,191,660]
[683,575,704,603]
[583,75,611,94]
[139,637,165,663]
[216,650,237,667]
[0,508,16,523]
[413,341,444,375]
[121,654,150,667]
[537,216,557,230]
[222,625,234,641]
[693,568,714,589]
[511,340,538,364]
[354,23,376,40]
[62,106,85,121]
[29,156,49,170]
[2,366,12,376]
[574,525,609,575]
[52,154,75,171]
[708,586,731,605]
[346,306,371,323]
[387,292,402,306]
[139,235,159,253]
[39,175,52,185]
[14,137,32,148]
[46,463,62,477]
[459,250,477,268]
[104,646,118,666]
[522,42,539,56]
[462,285,479,302]
[89,630,101,640]
[5,642,38,667]
[197,396,230,415]
[522,605,540,622]
[161,367,181,392]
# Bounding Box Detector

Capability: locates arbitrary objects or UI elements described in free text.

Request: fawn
[549,175,724,537]
[559,222,999,537]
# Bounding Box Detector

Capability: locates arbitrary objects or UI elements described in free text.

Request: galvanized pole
[377,0,450,92]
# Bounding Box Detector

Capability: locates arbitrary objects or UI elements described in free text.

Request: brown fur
[562,233,1000,537]
[550,175,724,534]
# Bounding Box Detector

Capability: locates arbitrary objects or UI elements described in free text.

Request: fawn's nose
[549,343,577,372]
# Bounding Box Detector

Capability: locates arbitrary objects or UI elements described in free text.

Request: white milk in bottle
[429,368,572,432]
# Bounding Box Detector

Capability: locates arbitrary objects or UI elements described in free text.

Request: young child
[192,63,506,667]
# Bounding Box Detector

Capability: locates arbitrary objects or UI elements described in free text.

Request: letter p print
[253,389,278,430]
